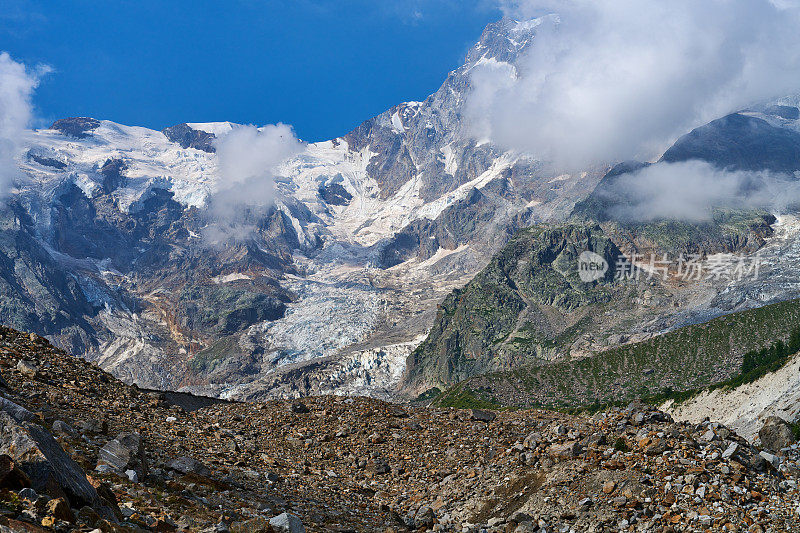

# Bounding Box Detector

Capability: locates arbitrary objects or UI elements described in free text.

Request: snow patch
[186,122,236,136]
[212,273,252,284]
[440,144,458,176]
[390,111,405,134]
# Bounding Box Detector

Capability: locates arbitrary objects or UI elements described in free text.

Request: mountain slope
[435,298,800,409]
[404,224,631,390]
[665,350,800,442]
[404,98,800,404]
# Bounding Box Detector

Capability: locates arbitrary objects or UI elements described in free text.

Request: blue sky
[1,1,501,142]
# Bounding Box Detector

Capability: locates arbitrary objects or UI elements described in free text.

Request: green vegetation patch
[441,298,800,409]
[436,384,501,410]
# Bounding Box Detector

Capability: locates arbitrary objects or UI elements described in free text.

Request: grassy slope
[436,298,800,409]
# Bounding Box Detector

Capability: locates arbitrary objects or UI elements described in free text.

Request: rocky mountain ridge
[3,15,800,408]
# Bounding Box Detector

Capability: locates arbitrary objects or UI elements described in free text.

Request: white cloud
[604,160,800,221]
[0,52,48,196]
[468,0,800,169]
[203,123,304,245]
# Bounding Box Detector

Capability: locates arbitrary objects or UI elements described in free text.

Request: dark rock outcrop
[26,150,67,170]
[318,183,352,206]
[660,113,800,173]
[404,224,625,389]
[98,158,127,194]
[162,123,217,153]
[50,117,101,138]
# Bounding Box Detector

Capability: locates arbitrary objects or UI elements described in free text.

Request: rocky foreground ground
[1,326,800,532]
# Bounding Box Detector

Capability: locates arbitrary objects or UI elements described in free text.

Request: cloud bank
[467,0,800,169]
[0,52,47,196]
[601,160,800,222]
[204,123,304,245]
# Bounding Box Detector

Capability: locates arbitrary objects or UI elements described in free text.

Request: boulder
[75,419,108,435]
[98,432,148,479]
[0,395,37,422]
[166,456,212,477]
[721,441,739,459]
[47,497,75,523]
[290,402,310,414]
[0,412,98,506]
[372,458,391,475]
[523,432,541,449]
[758,416,797,452]
[16,360,39,378]
[548,441,582,459]
[414,505,436,528]
[269,512,305,533]
[52,420,77,437]
[469,409,497,422]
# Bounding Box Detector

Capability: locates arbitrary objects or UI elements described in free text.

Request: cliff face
[404,224,627,390]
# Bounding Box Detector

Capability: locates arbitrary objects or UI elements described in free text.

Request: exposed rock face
[161,122,217,152]
[26,149,66,169]
[405,224,627,389]
[759,416,797,452]
[50,117,101,138]
[317,182,352,206]
[98,158,127,193]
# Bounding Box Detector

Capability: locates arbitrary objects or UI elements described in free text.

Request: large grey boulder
[0,412,98,506]
[759,416,797,452]
[98,432,148,479]
[470,409,497,422]
[269,512,305,533]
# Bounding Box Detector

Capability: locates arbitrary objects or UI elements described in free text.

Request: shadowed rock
[759,416,797,452]
[0,412,99,506]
